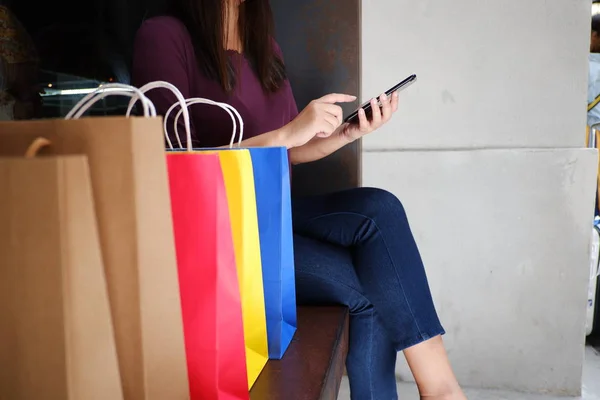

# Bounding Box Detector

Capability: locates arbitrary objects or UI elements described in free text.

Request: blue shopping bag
[249,147,297,359]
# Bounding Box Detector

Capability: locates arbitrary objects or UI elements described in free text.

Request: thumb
[317,93,357,104]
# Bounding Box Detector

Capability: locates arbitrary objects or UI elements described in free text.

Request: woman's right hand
[283,93,356,148]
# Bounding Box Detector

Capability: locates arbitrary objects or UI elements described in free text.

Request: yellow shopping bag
[217,149,269,389]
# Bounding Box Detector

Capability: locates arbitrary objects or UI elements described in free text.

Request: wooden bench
[250,307,349,400]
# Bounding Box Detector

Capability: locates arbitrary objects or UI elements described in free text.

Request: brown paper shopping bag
[0,113,189,399]
[0,139,123,400]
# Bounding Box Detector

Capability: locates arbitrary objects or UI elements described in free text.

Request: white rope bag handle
[164,98,244,151]
[124,81,192,150]
[174,99,243,149]
[163,99,221,150]
[65,83,156,119]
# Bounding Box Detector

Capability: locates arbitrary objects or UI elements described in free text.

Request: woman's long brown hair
[170,0,286,93]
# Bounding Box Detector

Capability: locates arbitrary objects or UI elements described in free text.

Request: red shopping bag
[167,152,249,400]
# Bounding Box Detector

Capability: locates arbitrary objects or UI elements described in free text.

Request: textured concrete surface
[338,346,600,399]
[361,0,590,150]
[362,149,598,394]
[360,0,594,393]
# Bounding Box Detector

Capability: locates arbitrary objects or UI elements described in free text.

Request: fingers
[318,93,357,104]
[323,112,341,134]
[380,93,392,122]
[331,91,399,141]
[391,91,399,113]
[357,108,370,132]
[370,97,382,126]
[316,107,343,138]
[322,103,343,125]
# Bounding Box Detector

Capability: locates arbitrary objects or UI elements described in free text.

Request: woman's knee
[294,234,374,314]
[356,187,408,222]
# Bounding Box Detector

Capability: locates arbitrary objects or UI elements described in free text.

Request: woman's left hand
[338,90,399,143]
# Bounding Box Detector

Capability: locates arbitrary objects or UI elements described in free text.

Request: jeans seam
[304,211,426,340]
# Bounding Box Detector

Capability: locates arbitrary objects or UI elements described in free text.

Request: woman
[132,1,466,398]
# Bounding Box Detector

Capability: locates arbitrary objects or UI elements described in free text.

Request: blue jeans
[292,188,445,400]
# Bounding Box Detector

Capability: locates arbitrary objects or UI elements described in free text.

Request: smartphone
[344,74,417,124]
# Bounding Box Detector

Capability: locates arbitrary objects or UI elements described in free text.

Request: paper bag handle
[164,98,243,150]
[124,81,192,151]
[65,83,156,119]
[174,99,243,149]
[25,137,51,158]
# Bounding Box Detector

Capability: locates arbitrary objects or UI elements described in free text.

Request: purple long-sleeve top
[131,16,299,149]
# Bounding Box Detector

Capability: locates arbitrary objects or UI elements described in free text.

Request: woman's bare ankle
[405,336,467,400]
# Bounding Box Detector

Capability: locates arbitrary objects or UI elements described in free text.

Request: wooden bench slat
[250,307,349,400]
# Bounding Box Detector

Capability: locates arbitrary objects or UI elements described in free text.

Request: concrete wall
[361,0,598,395]
[362,0,591,150]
